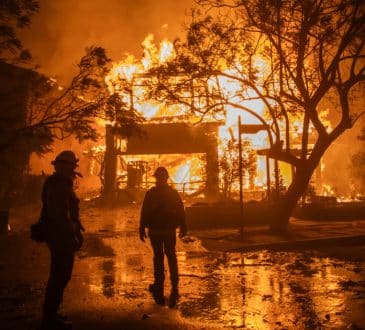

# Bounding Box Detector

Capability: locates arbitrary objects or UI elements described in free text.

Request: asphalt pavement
[0,203,364,329]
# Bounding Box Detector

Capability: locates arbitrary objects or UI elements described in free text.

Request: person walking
[139,166,187,308]
[40,150,84,329]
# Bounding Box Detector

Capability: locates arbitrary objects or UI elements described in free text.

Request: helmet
[51,150,79,168]
[153,166,169,179]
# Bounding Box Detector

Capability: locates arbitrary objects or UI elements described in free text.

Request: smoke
[23,0,194,186]
[322,117,365,197]
[21,0,194,84]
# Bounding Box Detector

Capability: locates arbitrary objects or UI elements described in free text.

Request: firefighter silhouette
[139,166,187,307]
[41,150,84,329]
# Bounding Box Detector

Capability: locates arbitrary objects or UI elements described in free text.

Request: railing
[116,179,206,197]
[172,181,206,197]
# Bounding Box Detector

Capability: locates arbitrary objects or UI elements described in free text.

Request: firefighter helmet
[153,166,169,179]
[51,150,79,167]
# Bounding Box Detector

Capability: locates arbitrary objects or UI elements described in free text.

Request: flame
[101,33,332,197]
[159,39,176,63]
[106,54,139,85]
[103,34,276,195]
[322,184,335,196]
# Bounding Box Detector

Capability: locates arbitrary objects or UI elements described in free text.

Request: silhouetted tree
[0,1,144,209]
[0,47,128,152]
[219,138,256,200]
[0,0,39,63]
[0,47,143,209]
[146,0,365,231]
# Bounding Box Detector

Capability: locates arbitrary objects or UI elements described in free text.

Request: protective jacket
[40,173,81,252]
[140,185,186,233]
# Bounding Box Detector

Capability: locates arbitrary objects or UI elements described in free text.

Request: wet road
[1,204,365,329]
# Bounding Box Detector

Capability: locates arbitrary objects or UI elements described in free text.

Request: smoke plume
[21,0,194,84]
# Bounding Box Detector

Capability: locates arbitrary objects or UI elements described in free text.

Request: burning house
[103,121,221,201]
[80,33,364,214]
[89,35,287,203]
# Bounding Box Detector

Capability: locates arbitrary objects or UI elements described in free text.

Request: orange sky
[20,0,194,84]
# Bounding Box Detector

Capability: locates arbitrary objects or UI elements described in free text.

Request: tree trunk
[270,166,313,233]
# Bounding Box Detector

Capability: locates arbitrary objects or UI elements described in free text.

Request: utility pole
[238,120,271,237]
[238,116,244,237]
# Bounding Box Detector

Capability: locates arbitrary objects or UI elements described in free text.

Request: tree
[0,0,39,63]
[220,137,257,200]
[0,1,144,208]
[145,0,365,231]
[1,47,115,152]
[0,47,143,208]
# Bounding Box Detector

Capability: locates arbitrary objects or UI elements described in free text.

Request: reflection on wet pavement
[1,205,365,329]
[73,235,365,329]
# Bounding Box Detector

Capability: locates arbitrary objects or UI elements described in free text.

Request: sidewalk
[191,218,365,252]
[6,202,365,253]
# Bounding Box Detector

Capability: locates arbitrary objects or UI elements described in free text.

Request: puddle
[73,235,365,329]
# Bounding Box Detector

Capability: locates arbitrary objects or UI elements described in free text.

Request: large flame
[101,34,330,198]
[103,34,274,195]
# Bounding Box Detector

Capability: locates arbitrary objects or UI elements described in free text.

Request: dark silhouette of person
[41,150,84,329]
[139,166,187,308]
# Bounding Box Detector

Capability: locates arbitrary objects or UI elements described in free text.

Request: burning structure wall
[98,35,291,201]
[84,32,364,203]
[102,121,220,200]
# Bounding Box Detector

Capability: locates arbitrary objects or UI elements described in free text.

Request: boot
[168,287,179,308]
[148,283,165,306]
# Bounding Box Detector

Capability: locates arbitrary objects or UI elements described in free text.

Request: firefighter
[139,166,187,308]
[41,150,84,329]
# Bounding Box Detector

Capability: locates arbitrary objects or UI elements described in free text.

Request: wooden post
[266,155,271,200]
[238,116,244,236]
[274,159,280,196]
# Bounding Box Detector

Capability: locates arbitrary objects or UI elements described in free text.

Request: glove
[30,221,47,243]
[139,227,147,242]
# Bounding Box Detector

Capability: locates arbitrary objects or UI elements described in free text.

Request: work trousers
[149,232,178,289]
[43,250,74,317]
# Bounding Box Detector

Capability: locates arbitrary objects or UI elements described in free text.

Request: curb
[226,235,365,253]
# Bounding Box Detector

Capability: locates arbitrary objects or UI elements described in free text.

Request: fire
[322,184,335,197]
[102,34,276,196]
[100,33,331,198]
[141,34,176,69]
[114,153,204,195]
[106,54,139,84]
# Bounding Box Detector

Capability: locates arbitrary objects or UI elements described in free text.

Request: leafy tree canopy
[0,0,39,63]
[143,0,365,230]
